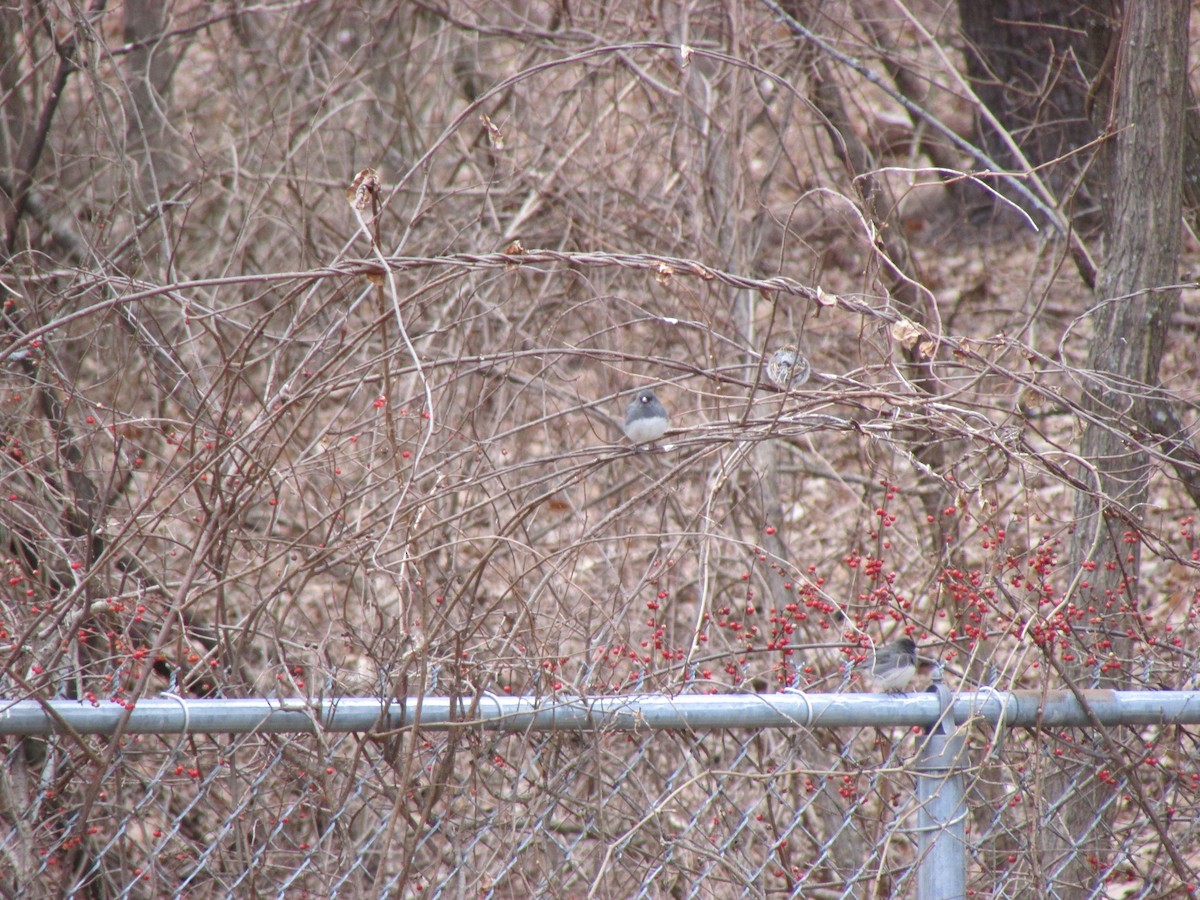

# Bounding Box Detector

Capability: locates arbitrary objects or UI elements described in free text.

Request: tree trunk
[1046,3,1188,896]
[957,0,1117,222]
[123,0,179,211]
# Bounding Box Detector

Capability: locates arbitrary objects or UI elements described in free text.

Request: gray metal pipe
[0,689,1197,735]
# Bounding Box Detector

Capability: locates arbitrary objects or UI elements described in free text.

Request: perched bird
[765,345,811,391]
[867,637,918,693]
[624,390,670,444]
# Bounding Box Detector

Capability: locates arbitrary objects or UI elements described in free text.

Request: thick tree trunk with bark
[1046,3,1188,896]
[1070,3,1186,683]
[957,0,1117,220]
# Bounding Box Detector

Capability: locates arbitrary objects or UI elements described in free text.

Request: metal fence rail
[4,688,1200,734]
[3,686,1199,898]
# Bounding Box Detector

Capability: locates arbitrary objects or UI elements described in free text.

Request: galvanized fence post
[915,676,968,900]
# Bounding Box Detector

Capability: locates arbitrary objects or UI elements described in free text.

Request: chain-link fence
[3,687,1199,898]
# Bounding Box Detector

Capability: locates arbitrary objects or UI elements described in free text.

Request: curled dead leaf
[347,168,381,211]
[503,240,524,270]
[891,317,922,350]
[656,263,675,284]
[480,113,504,150]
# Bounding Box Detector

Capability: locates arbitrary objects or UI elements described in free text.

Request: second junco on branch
[624,390,670,444]
[867,637,918,693]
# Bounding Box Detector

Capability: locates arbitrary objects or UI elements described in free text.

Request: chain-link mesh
[3,694,1199,897]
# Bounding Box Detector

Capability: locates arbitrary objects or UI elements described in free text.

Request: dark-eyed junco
[765,345,811,391]
[624,390,670,444]
[867,637,918,693]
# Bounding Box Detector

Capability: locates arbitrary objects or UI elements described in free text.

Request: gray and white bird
[867,637,918,693]
[624,390,670,444]
[765,345,811,391]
